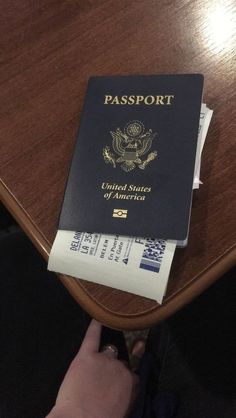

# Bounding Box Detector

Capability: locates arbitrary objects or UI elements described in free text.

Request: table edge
[1,179,235,330]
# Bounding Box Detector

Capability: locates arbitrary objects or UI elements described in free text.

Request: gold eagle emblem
[103,120,158,172]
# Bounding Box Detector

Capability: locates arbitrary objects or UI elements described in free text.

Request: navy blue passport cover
[59,75,204,240]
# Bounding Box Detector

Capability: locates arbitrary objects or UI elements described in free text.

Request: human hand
[46,319,139,418]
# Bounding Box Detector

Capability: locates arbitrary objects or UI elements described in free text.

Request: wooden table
[1,0,236,330]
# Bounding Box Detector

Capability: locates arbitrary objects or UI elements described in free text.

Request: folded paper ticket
[48,232,176,303]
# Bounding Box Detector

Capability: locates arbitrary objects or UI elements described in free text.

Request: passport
[59,74,204,240]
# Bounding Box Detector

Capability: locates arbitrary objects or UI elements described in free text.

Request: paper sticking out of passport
[48,233,176,304]
[48,92,213,303]
[58,74,204,241]
[193,104,213,189]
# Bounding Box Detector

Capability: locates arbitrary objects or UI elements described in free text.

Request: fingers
[79,319,102,355]
[101,344,118,359]
[130,338,146,371]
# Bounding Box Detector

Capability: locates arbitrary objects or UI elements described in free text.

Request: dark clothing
[131,267,236,418]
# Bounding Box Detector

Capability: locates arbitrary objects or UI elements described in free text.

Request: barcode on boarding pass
[139,239,166,273]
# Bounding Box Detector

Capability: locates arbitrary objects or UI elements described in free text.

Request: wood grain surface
[1,0,236,329]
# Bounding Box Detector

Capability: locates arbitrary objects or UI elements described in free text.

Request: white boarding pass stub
[193,104,213,189]
[48,231,176,303]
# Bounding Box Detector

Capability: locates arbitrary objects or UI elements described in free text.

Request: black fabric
[147,267,236,418]
[0,231,128,418]
[0,203,17,230]
[130,351,179,418]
